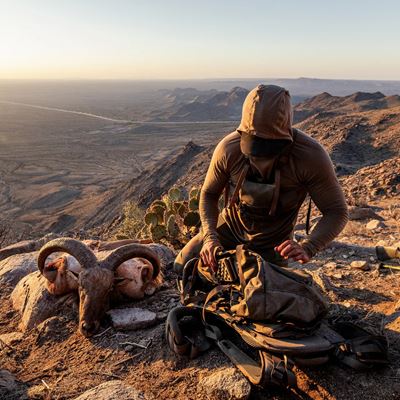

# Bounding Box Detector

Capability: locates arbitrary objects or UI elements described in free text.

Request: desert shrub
[113,186,202,249]
[113,201,146,240]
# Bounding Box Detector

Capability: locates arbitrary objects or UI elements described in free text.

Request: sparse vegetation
[113,201,145,240]
[113,186,201,249]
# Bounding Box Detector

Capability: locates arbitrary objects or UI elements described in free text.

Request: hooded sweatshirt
[199,84,348,256]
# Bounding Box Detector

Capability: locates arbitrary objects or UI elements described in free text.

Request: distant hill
[1,79,399,122]
[198,77,400,97]
[294,91,400,123]
[147,87,307,122]
[148,87,249,122]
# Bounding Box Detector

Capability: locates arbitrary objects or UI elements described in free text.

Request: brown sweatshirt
[199,129,348,256]
[199,85,348,257]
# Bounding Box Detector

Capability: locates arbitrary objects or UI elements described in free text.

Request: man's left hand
[275,240,310,264]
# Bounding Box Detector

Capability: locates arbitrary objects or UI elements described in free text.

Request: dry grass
[112,201,145,240]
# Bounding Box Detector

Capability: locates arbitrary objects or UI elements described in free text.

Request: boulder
[325,262,338,269]
[73,380,146,400]
[197,367,251,400]
[107,307,157,331]
[148,243,176,269]
[0,252,39,287]
[11,271,75,331]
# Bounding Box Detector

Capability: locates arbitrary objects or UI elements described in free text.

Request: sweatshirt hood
[237,84,293,141]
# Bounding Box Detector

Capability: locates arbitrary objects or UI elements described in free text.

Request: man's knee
[173,233,203,274]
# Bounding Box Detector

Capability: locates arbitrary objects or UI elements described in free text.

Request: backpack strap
[269,168,281,217]
[224,183,230,208]
[229,163,250,208]
[268,129,298,217]
[204,323,297,388]
[331,322,388,370]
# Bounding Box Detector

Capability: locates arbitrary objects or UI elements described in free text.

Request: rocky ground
[1,90,399,399]
[0,198,399,400]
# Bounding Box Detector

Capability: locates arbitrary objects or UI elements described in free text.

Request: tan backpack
[173,247,388,388]
[197,245,328,327]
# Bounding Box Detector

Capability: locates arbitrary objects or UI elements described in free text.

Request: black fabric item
[165,306,211,359]
[332,322,388,370]
[239,132,291,157]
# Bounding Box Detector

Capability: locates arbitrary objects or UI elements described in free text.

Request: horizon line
[1,76,400,83]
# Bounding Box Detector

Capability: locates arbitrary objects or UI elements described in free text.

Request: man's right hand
[200,240,222,272]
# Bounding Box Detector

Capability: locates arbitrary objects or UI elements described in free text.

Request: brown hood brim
[237,84,293,141]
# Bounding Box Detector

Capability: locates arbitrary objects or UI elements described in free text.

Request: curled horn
[38,238,98,274]
[100,244,160,279]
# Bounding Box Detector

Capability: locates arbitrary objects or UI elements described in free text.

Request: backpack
[168,247,388,389]
[190,245,328,327]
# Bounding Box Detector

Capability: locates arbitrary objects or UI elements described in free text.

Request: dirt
[1,201,399,400]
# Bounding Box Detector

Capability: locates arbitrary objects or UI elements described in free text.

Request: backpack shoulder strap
[228,162,250,208]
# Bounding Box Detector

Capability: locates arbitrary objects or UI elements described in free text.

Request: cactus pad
[168,187,182,202]
[144,212,158,228]
[188,197,199,211]
[151,225,167,241]
[189,187,200,200]
[184,211,200,227]
[167,215,180,237]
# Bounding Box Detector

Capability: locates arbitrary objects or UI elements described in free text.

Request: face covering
[248,156,277,179]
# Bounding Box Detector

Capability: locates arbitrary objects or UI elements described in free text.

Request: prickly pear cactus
[151,204,165,223]
[163,209,174,225]
[168,187,182,202]
[142,185,202,247]
[144,212,158,228]
[166,214,180,238]
[184,211,200,227]
[151,200,167,210]
[173,201,187,217]
[189,187,200,200]
[151,225,167,242]
[188,197,199,211]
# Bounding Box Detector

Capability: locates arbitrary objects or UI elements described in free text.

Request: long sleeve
[199,140,230,244]
[300,145,349,257]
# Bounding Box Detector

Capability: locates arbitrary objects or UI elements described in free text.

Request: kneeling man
[175,85,348,272]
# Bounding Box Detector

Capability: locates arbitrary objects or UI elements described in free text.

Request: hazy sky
[1,0,399,80]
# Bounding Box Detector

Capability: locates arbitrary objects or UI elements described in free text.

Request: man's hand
[275,240,310,264]
[200,240,222,271]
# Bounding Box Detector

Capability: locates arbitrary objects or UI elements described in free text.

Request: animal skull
[38,238,162,337]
